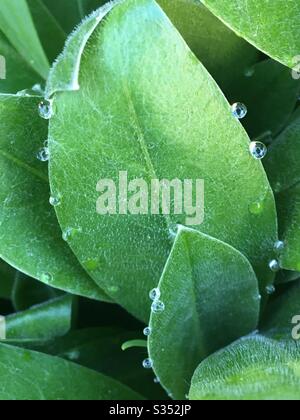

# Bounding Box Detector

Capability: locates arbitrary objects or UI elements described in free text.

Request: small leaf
[121,339,147,351]
[201,0,300,69]
[47,0,277,321]
[0,343,143,400]
[0,94,110,302]
[0,0,49,78]
[189,335,300,400]
[5,295,73,341]
[148,227,260,399]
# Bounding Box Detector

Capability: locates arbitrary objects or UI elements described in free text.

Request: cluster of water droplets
[149,287,165,314]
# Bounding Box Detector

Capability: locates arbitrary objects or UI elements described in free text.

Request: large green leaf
[0,0,49,78]
[5,295,73,340]
[47,0,277,321]
[148,227,260,399]
[189,335,300,400]
[201,0,300,69]
[264,115,300,271]
[157,0,259,96]
[0,343,143,400]
[0,32,41,94]
[27,0,67,64]
[228,59,300,138]
[0,94,109,302]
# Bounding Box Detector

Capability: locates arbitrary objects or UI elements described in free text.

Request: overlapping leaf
[148,227,260,399]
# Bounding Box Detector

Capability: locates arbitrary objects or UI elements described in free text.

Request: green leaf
[189,335,300,400]
[276,270,300,285]
[201,0,300,69]
[12,272,60,312]
[228,59,300,138]
[148,227,260,399]
[264,115,300,271]
[16,327,166,400]
[261,280,300,336]
[0,0,49,78]
[157,0,259,96]
[5,295,73,340]
[0,259,16,300]
[0,32,41,94]
[47,0,277,321]
[0,343,143,400]
[27,0,67,64]
[121,339,148,351]
[0,94,110,302]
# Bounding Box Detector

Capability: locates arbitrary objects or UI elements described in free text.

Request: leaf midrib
[0,148,48,183]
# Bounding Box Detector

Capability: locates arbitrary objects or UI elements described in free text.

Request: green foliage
[0,0,299,401]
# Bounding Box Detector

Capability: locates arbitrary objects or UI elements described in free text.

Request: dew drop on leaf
[149,288,161,301]
[249,141,268,160]
[38,99,53,120]
[142,358,153,369]
[269,259,280,272]
[62,227,81,242]
[36,147,49,162]
[151,300,165,314]
[266,284,276,295]
[231,102,248,119]
[274,240,285,253]
[49,196,61,207]
[143,326,151,337]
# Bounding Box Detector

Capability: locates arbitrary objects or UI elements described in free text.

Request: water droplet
[274,240,285,253]
[266,284,276,295]
[231,102,248,119]
[143,327,151,337]
[142,358,153,369]
[269,259,280,272]
[38,99,53,120]
[36,147,49,162]
[149,288,161,301]
[248,201,264,215]
[43,139,49,148]
[154,377,160,384]
[62,227,81,242]
[49,195,61,207]
[151,300,165,314]
[41,272,53,283]
[244,67,255,77]
[249,141,268,160]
